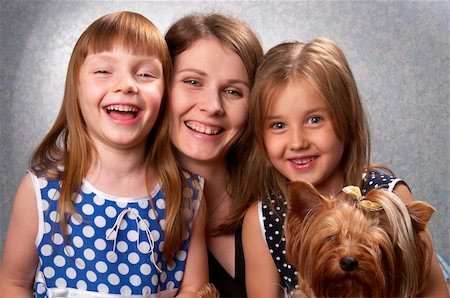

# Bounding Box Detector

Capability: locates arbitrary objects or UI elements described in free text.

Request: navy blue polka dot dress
[31,170,203,297]
[258,170,404,294]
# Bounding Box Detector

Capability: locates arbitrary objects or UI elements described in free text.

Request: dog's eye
[326,235,337,243]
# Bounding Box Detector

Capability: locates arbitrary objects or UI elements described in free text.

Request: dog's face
[285,181,435,298]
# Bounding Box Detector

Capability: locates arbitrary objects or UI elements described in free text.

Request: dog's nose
[339,256,359,272]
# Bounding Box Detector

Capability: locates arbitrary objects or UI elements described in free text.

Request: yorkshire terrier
[197,283,220,298]
[285,181,435,297]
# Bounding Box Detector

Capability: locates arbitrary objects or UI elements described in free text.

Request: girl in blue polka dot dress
[0,11,208,297]
[241,38,449,297]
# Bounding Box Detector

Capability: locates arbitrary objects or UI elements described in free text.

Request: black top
[208,226,247,297]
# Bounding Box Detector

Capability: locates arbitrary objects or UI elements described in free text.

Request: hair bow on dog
[342,185,383,211]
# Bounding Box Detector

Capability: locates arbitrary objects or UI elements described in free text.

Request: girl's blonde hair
[245,38,371,202]
[164,13,264,233]
[31,11,187,263]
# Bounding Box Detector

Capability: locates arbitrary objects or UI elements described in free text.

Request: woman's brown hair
[164,13,264,233]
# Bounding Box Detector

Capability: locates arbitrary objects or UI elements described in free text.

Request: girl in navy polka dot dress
[0,11,208,297]
[241,38,448,297]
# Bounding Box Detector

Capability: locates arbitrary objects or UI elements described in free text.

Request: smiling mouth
[105,104,139,119]
[290,157,315,165]
[185,121,222,135]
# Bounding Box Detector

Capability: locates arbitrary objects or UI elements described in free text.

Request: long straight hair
[31,11,187,262]
[164,13,263,233]
[244,38,371,203]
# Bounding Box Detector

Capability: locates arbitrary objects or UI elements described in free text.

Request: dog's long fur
[285,181,435,297]
[197,283,220,298]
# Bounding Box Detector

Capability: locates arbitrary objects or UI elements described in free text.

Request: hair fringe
[30,11,187,264]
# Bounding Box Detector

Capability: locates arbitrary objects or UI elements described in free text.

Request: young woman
[163,13,263,297]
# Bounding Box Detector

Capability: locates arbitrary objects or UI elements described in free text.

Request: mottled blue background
[1,1,448,263]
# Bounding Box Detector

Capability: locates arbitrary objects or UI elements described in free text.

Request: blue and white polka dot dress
[31,171,203,297]
[258,170,403,294]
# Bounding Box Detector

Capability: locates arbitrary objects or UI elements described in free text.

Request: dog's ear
[406,201,435,231]
[287,181,326,221]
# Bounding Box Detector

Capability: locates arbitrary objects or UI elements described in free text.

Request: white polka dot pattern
[33,172,204,297]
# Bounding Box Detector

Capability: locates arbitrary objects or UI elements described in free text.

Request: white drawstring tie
[106,207,162,273]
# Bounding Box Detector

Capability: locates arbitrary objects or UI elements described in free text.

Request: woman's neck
[178,157,230,222]
[177,155,227,186]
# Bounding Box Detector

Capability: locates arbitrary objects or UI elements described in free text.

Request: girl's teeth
[106,104,138,112]
[293,157,313,165]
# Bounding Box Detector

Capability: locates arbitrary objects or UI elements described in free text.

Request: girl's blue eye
[94,70,109,74]
[307,116,322,125]
[138,73,154,78]
[271,122,286,130]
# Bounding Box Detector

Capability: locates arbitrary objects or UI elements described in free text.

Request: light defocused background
[1,1,449,264]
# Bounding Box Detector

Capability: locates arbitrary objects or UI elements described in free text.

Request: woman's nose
[198,89,224,116]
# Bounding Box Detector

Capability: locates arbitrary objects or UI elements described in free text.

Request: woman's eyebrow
[175,68,207,76]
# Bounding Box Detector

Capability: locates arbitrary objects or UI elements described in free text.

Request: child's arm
[0,173,39,296]
[394,184,450,298]
[176,199,208,297]
[243,202,282,298]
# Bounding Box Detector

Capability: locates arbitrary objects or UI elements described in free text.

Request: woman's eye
[184,79,201,87]
[307,116,322,125]
[271,122,286,130]
[223,88,243,98]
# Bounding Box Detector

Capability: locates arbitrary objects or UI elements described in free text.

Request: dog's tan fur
[197,283,220,298]
[285,181,435,297]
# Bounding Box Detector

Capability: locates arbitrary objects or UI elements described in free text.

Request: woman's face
[169,37,250,168]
